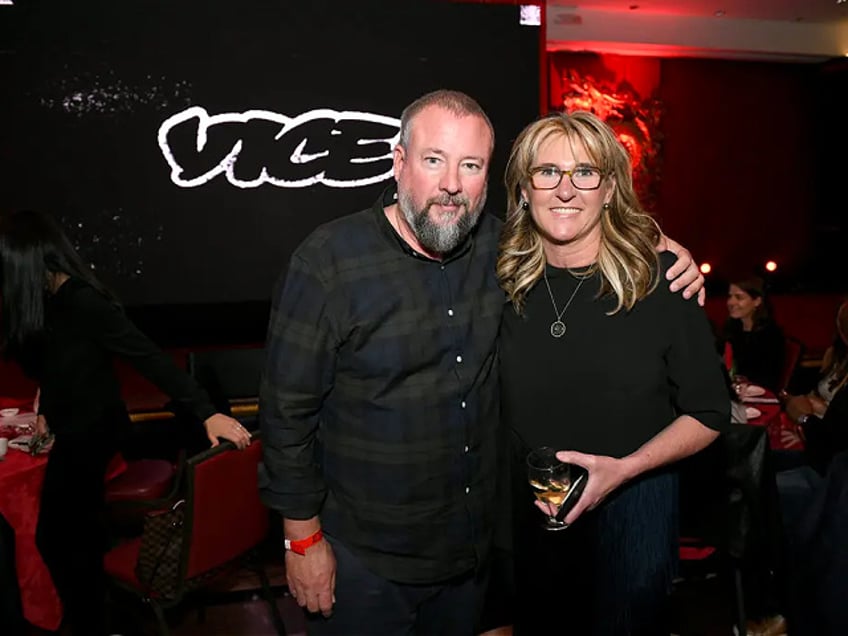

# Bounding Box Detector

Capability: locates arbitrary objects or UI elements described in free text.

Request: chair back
[182,435,268,580]
[186,347,265,413]
[779,336,804,394]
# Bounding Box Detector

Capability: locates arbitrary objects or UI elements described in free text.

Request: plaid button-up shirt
[259,188,504,583]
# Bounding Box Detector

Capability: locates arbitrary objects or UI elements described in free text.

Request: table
[0,447,60,631]
[0,417,128,632]
[739,387,797,451]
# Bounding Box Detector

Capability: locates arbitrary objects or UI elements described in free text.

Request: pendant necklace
[542,267,588,338]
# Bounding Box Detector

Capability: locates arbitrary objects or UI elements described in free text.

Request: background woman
[782,300,848,431]
[497,112,728,635]
[0,209,251,636]
[723,275,785,391]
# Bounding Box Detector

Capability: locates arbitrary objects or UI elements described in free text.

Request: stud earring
[521,200,529,210]
[602,202,610,211]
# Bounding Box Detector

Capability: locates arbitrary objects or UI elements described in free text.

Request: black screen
[0,0,539,342]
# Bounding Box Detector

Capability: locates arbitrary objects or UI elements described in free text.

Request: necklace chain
[542,268,587,338]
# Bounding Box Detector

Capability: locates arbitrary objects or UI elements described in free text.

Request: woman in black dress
[0,209,252,635]
[723,275,785,391]
[497,112,728,635]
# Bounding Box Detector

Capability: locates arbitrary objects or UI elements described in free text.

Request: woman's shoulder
[54,277,118,313]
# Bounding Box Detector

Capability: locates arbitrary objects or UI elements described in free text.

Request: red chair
[104,434,284,635]
[105,458,175,504]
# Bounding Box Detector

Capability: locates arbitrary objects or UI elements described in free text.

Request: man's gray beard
[397,189,486,255]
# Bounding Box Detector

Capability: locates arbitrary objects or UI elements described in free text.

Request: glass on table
[732,374,750,400]
[527,446,572,531]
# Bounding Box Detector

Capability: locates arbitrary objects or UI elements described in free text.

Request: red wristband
[284,529,324,555]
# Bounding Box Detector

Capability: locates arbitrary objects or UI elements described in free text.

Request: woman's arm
[554,416,718,524]
[75,285,250,448]
[550,256,727,524]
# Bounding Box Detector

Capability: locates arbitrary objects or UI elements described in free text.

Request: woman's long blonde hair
[497,111,660,314]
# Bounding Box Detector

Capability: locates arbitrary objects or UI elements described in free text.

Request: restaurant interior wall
[548,50,846,295]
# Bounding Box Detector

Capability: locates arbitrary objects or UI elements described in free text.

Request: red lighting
[699,262,712,275]
[765,260,777,272]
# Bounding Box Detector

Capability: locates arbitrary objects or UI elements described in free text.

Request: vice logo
[158,106,400,189]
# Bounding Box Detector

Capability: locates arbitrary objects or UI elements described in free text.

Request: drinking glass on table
[527,446,572,531]
[732,374,750,400]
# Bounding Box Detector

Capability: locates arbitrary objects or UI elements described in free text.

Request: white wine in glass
[527,446,572,531]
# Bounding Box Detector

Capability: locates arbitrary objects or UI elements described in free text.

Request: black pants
[306,535,481,636]
[36,433,115,636]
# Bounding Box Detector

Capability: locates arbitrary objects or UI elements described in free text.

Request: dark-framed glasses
[528,165,604,191]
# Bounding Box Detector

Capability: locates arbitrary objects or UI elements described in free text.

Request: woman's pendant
[550,321,566,338]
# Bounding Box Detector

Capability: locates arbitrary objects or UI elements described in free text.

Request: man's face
[393,105,492,254]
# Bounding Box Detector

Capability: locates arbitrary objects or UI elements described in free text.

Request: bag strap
[140,498,186,596]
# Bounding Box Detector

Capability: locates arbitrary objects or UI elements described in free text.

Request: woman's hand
[34,414,49,437]
[203,413,251,449]
[780,427,805,449]
[536,450,633,525]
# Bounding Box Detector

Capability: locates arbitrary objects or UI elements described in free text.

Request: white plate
[745,406,762,420]
[742,385,766,398]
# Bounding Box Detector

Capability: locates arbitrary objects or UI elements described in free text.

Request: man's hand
[34,414,49,437]
[286,538,336,617]
[658,234,705,306]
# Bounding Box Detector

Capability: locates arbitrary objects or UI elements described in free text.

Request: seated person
[776,382,848,535]
[722,275,785,391]
[781,299,848,433]
[784,443,848,635]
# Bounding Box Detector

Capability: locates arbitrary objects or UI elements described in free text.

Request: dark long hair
[0,210,114,355]
[725,275,773,333]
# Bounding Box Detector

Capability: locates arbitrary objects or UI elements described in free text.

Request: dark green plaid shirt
[259,188,503,583]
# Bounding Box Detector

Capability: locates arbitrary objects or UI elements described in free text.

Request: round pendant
[550,320,566,338]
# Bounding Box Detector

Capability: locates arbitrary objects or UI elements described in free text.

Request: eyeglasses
[528,165,604,191]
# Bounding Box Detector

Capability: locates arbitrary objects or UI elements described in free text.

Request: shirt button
[464,445,469,453]
[448,309,454,317]
[465,486,470,494]
[441,265,446,270]
[461,401,466,409]
[456,355,463,363]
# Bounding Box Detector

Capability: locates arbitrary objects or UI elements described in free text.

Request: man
[258,90,703,635]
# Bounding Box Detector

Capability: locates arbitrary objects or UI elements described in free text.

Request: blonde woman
[497,112,728,635]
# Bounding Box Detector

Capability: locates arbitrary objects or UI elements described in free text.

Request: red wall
[549,53,821,283]
[656,58,817,280]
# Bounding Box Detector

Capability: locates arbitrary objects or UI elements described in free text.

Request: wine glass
[527,446,572,531]
[732,374,750,400]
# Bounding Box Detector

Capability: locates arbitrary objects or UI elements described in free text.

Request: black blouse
[21,278,215,436]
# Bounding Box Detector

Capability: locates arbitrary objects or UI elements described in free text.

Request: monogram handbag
[135,499,186,597]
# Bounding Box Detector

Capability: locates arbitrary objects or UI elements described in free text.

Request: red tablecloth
[0,433,128,631]
[742,389,800,451]
[0,448,59,630]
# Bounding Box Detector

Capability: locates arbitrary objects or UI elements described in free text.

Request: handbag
[134,499,186,597]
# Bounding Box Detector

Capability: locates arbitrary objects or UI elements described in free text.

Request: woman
[0,210,252,636]
[723,275,785,391]
[782,300,848,432]
[775,301,848,529]
[497,112,728,635]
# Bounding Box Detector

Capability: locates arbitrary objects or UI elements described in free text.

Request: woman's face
[727,284,761,322]
[521,133,612,256]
